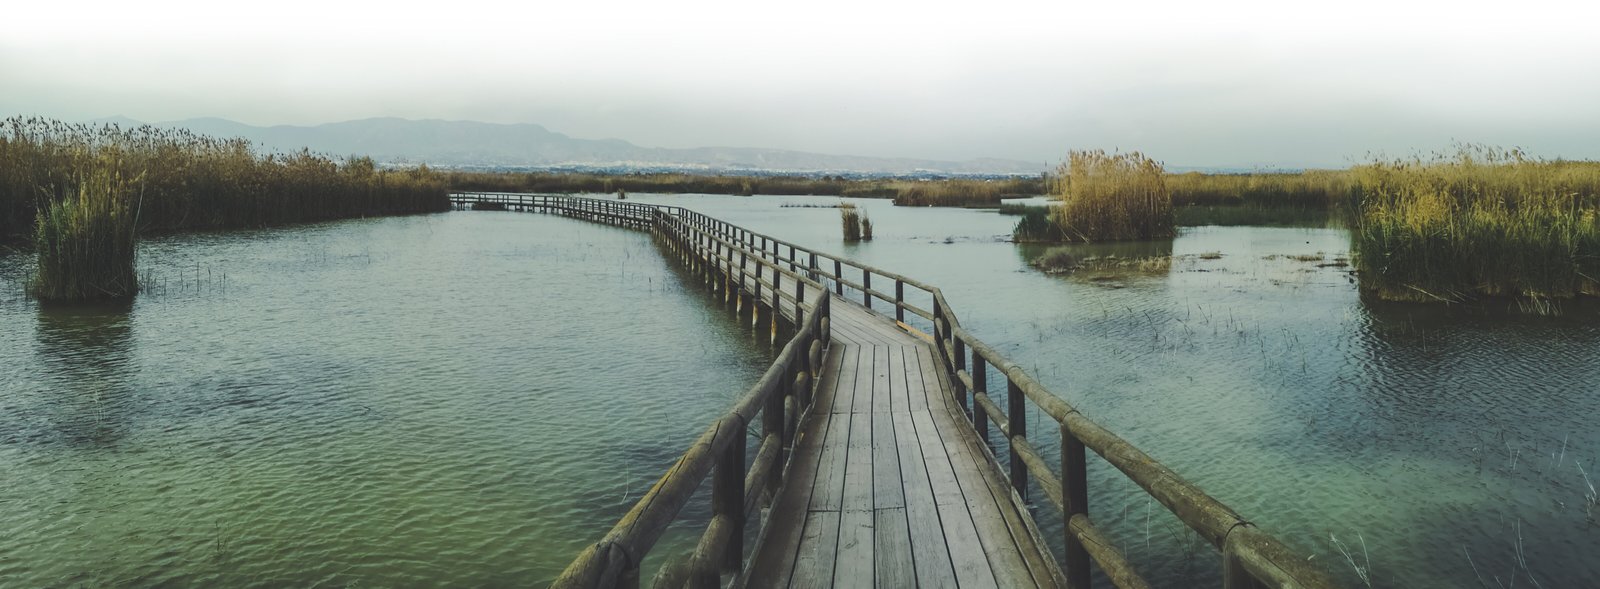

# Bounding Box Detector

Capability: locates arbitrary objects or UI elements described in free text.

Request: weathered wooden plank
[829,346,861,415]
[890,346,912,413]
[910,345,940,413]
[743,410,835,589]
[790,510,843,588]
[910,408,998,588]
[891,412,958,589]
[841,406,874,511]
[810,411,853,512]
[850,344,876,414]
[809,345,847,415]
[870,412,904,509]
[923,346,1063,588]
[833,509,874,586]
[872,345,893,412]
[872,507,914,588]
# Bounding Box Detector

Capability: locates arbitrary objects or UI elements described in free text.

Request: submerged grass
[1051,150,1175,242]
[31,158,140,301]
[1350,146,1600,301]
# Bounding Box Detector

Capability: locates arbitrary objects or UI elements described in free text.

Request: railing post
[969,350,983,419]
[954,338,967,410]
[863,271,872,309]
[713,417,746,574]
[1008,378,1027,499]
[809,252,818,281]
[833,259,844,295]
[795,280,806,326]
[1062,422,1090,589]
[895,280,905,323]
[764,376,787,501]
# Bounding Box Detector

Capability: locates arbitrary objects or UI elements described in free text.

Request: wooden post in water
[1062,423,1091,589]
[1008,378,1027,499]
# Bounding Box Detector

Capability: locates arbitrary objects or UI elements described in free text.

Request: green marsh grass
[1350,146,1600,302]
[1051,150,1175,242]
[30,158,140,301]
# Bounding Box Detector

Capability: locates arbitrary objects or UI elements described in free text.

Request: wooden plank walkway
[741,298,1065,588]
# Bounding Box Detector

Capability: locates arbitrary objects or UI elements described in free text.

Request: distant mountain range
[87,116,1046,176]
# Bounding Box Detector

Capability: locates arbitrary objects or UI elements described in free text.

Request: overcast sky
[4,0,1598,168]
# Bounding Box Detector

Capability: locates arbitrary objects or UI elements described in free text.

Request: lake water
[3,195,1598,587]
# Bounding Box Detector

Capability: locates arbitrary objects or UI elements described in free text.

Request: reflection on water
[0,212,774,586]
[33,304,136,447]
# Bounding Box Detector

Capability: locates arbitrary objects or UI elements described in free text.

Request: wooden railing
[451,194,833,587]
[452,193,1340,589]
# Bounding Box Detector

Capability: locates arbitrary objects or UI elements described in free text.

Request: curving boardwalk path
[743,300,1064,588]
[453,193,1340,589]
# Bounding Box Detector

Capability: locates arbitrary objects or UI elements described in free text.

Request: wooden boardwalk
[455,194,1341,589]
[743,301,1063,588]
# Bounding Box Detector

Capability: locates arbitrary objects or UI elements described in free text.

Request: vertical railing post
[969,350,984,420]
[954,338,967,410]
[833,259,844,295]
[1008,379,1027,499]
[713,417,746,574]
[1062,422,1090,589]
[895,280,905,323]
[764,377,787,501]
[863,271,872,309]
[795,280,806,326]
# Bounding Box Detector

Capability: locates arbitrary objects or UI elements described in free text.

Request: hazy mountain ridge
[89,116,1047,175]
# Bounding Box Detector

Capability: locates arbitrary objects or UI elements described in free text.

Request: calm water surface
[4,196,1598,588]
[1,212,774,586]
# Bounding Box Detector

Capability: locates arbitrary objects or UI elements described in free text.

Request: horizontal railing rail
[454,192,1339,589]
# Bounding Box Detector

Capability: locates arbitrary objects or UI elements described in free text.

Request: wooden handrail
[449,193,1340,589]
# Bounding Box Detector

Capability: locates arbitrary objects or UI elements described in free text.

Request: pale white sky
[4,0,1598,167]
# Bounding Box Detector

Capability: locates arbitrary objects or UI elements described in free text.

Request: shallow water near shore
[3,196,1598,587]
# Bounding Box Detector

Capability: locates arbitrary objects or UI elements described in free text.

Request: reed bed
[1051,150,1175,242]
[30,157,140,301]
[447,171,1044,205]
[1166,170,1351,208]
[1008,205,1068,242]
[1351,146,1600,301]
[840,204,864,241]
[0,117,448,241]
[888,178,1040,207]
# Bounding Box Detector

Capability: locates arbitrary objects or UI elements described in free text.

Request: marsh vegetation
[1050,150,1176,242]
[447,170,1043,206]
[1,117,448,301]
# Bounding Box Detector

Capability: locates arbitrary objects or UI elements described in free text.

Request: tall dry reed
[1351,145,1600,301]
[0,117,447,240]
[1050,150,1175,242]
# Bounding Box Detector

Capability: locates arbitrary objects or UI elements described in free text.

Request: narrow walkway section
[743,299,1064,588]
